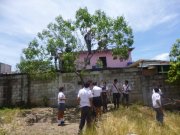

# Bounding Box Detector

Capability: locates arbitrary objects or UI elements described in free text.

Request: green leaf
[167,38,180,83]
[17,7,134,80]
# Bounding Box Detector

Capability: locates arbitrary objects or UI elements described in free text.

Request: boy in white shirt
[110,79,121,109]
[57,87,66,126]
[77,81,93,133]
[122,80,131,107]
[92,82,102,117]
[152,88,164,124]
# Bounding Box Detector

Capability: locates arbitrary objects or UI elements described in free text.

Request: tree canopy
[167,39,180,83]
[17,7,134,80]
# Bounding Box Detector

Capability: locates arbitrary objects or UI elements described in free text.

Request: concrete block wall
[0,74,28,106]
[0,68,179,107]
[141,74,180,106]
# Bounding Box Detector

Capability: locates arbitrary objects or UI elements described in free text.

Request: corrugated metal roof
[128,59,170,68]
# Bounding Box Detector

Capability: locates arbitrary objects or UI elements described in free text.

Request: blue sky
[0,0,180,71]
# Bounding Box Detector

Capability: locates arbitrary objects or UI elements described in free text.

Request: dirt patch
[0,107,80,135]
[0,105,115,135]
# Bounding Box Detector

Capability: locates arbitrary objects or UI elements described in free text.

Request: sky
[0,0,180,71]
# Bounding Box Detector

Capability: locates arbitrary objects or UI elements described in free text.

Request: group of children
[57,79,165,134]
[57,79,132,129]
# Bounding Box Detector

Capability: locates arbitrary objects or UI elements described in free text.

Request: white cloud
[0,0,179,35]
[101,0,180,32]
[0,0,179,71]
[0,0,61,36]
[152,53,169,61]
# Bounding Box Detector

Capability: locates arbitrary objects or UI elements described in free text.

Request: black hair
[154,88,159,93]
[59,87,64,91]
[93,82,97,85]
[114,79,118,82]
[125,80,128,84]
[84,81,90,88]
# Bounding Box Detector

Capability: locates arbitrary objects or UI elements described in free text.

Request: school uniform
[58,92,66,111]
[77,87,93,130]
[111,83,121,108]
[92,86,102,107]
[101,86,108,112]
[152,92,164,123]
[122,84,131,105]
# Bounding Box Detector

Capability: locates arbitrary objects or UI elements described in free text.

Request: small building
[77,49,133,70]
[0,62,11,74]
[128,59,170,76]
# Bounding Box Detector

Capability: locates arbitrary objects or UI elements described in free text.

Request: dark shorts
[93,96,102,107]
[58,103,65,111]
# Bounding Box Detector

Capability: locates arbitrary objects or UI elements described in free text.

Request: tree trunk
[75,71,84,87]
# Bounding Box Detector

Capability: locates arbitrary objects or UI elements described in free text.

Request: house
[77,48,133,70]
[128,59,170,76]
[0,62,11,74]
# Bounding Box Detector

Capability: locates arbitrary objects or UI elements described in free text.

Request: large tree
[17,16,77,79]
[75,8,133,61]
[167,39,180,83]
[17,7,133,82]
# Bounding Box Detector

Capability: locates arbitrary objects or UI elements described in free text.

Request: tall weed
[84,105,180,135]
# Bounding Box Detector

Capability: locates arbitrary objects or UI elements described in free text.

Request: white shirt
[111,83,121,93]
[58,92,66,104]
[122,84,131,94]
[102,86,108,93]
[152,92,161,108]
[77,88,93,107]
[92,86,102,97]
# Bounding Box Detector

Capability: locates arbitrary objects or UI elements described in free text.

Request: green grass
[0,108,23,135]
[0,106,179,135]
[0,108,21,124]
[84,105,180,135]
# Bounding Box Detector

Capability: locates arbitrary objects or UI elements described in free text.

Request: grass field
[0,105,179,135]
[84,105,180,135]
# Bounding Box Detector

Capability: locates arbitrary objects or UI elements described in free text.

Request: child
[152,88,164,124]
[57,87,66,126]
[122,80,131,107]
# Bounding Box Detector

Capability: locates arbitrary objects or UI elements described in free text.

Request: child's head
[125,80,128,85]
[114,79,118,83]
[93,82,97,86]
[59,87,64,92]
[154,88,159,93]
[84,81,90,88]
